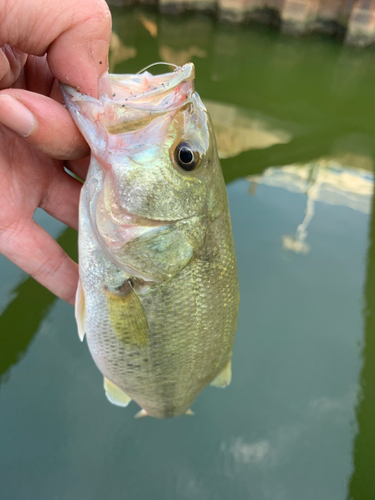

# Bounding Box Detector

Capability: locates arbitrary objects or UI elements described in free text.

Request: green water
[1,7,375,500]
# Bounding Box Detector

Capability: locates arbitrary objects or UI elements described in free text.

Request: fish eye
[175,141,201,171]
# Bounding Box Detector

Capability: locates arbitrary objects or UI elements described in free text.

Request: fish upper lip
[103,63,195,105]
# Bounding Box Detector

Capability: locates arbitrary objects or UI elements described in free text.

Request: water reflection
[111,7,375,181]
[221,437,277,467]
[0,227,77,384]
[206,100,292,159]
[109,32,137,72]
[249,157,373,253]
[137,13,158,38]
[348,191,375,499]
[0,7,374,499]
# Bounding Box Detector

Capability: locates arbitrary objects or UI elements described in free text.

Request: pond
[1,6,375,500]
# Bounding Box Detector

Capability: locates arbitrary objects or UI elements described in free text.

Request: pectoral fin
[105,280,149,347]
[75,279,86,341]
[210,359,232,388]
[104,377,132,407]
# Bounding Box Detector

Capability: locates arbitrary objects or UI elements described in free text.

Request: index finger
[0,0,111,97]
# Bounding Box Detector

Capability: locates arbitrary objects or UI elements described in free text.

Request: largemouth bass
[62,63,239,418]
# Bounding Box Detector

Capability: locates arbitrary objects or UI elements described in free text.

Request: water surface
[1,8,374,500]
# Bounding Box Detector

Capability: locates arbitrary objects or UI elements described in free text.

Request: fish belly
[80,165,238,418]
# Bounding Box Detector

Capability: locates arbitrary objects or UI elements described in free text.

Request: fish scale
[62,63,239,418]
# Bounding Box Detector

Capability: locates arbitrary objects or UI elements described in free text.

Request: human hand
[0,0,111,304]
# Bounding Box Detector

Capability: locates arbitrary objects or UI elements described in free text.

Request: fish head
[62,63,227,274]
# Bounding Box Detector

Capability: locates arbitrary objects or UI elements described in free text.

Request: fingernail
[0,95,36,137]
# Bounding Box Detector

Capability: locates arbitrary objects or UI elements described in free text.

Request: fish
[62,62,239,419]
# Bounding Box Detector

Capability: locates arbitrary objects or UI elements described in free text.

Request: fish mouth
[99,63,195,136]
[99,63,195,104]
[61,63,197,164]
[62,63,195,128]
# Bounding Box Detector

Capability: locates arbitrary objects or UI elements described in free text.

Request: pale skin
[0,0,112,304]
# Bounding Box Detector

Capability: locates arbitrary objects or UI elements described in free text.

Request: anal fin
[210,359,232,388]
[104,377,132,407]
[134,408,195,419]
[134,408,148,419]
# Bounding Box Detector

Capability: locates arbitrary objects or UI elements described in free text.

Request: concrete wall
[107,0,375,46]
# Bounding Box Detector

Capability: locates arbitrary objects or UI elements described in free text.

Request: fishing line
[136,62,178,74]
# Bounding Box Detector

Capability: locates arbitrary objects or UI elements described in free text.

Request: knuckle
[0,217,24,243]
[31,250,68,283]
[77,1,112,36]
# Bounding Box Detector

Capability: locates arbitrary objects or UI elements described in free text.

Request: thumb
[0,0,111,97]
